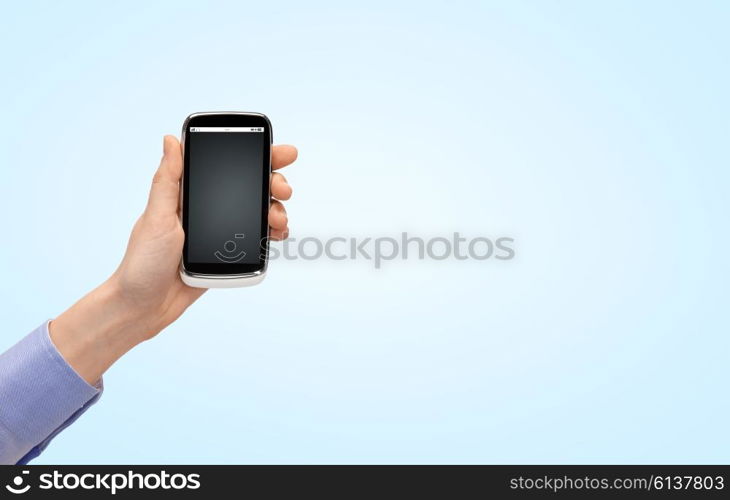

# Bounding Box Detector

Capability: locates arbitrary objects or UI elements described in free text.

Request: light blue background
[1,1,728,464]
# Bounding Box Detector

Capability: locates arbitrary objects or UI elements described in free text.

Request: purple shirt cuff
[0,321,102,464]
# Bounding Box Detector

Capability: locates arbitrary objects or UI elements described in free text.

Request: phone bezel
[180,112,272,277]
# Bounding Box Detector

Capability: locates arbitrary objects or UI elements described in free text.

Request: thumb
[146,135,183,216]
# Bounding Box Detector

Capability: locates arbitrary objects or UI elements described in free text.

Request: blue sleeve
[0,321,102,464]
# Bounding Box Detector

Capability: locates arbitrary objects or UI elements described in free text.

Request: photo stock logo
[1,470,201,496]
[5,470,30,494]
[214,232,247,263]
[264,232,516,269]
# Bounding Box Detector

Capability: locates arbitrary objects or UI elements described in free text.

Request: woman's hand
[49,136,298,384]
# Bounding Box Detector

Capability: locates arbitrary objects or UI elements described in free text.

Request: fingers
[272,145,298,170]
[271,172,292,200]
[147,135,182,216]
[269,200,288,230]
[269,199,288,241]
[269,149,293,238]
[269,228,289,241]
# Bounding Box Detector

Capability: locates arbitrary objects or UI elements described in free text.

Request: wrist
[49,277,158,384]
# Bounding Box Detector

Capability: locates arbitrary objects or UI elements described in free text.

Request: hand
[49,136,298,384]
[113,136,296,335]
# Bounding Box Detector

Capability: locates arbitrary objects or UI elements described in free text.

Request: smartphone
[179,112,272,288]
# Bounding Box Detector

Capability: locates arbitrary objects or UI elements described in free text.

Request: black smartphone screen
[182,113,271,276]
